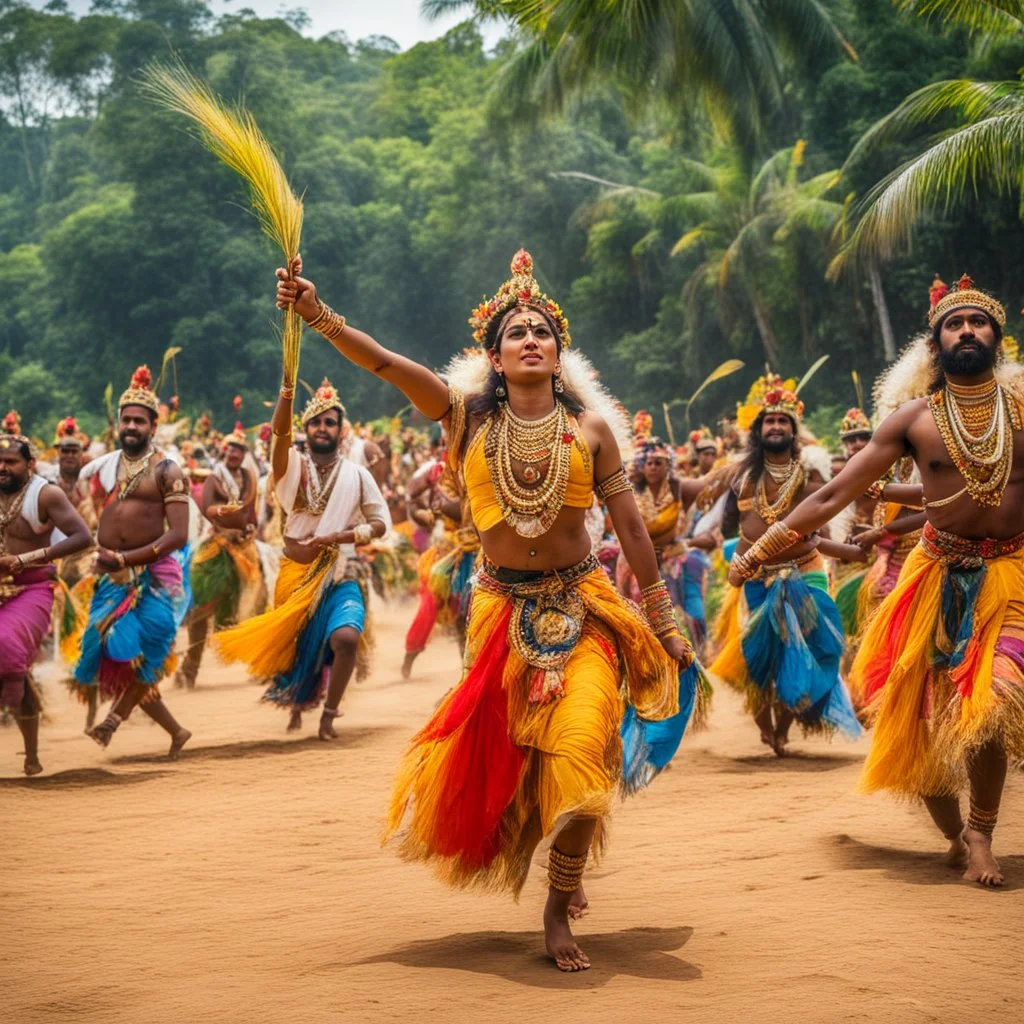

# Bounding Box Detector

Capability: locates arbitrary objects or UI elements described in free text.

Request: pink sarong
[0,565,56,709]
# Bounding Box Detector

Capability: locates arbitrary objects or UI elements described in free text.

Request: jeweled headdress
[839,407,872,440]
[0,409,33,456]
[469,249,571,349]
[301,377,346,427]
[223,421,248,449]
[119,365,160,415]
[927,273,1006,329]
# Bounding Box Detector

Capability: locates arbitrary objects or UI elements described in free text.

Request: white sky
[60,1,506,52]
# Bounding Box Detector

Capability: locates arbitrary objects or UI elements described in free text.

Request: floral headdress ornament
[301,377,346,427]
[928,273,1006,330]
[0,409,33,456]
[689,426,717,453]
[55,415,86,449]
[737,372,801,430]
[469,249,571,349]
[223,421,248,450]
[839,407,872,440]
[118,365,160,415]
[632,409,653,440]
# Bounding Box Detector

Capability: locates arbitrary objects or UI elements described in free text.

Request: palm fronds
[140,63,305,385]
[897,0,1024,35]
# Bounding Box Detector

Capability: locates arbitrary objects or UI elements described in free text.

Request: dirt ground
[3,600,1022,1024]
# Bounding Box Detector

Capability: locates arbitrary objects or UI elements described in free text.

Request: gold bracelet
[866,480,885,500]
[21,547,48,565]
[308,299,347,342]
[745,522,800,567]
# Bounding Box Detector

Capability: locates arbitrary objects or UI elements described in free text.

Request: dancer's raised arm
[276,256,450,421]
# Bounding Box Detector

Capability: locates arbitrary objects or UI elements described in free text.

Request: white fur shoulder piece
[800,443,833,482]
[440,348,633,462]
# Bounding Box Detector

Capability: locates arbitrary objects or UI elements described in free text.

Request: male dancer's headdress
[838,407,872,440]
[55,416,87,449]
[119,365,160,415]
[738,372,804,429]
[927,273,1006,330]
[469,249,571,349]
[633,409,654,441]
[690,427,718,453]
[0,409,34,457]
[301,378,345,427]
[223,421,248,450]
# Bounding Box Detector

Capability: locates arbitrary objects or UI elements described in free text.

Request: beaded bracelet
[641,579,678,637]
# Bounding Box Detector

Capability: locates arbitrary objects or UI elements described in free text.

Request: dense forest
[3,0,1024,443]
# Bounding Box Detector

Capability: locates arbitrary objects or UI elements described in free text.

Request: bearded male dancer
[216,380,390,739]
[176,424,265,689]
[712,375,865,755]
[731,275,1024,887]
[70,367,192,757]
[275,249,704,972]
[0,419,91,774]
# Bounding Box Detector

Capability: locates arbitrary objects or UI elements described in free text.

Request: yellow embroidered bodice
[460,410,594,533]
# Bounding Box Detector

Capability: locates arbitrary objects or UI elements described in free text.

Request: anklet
[321,707,341,718]
[547,846,587,893]
[968,802,998,836]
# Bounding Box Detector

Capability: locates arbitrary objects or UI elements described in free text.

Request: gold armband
[595,466,632,501]
[163,493,190,505]
[307,299,347,342]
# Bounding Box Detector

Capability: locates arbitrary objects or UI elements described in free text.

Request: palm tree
[831,1,1024,275]
[555,143,847,364]
[422,1,855,151]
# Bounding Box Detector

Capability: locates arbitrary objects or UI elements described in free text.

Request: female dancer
[275,250,702,972]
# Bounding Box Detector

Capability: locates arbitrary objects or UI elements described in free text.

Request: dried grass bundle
[141,63,304,384]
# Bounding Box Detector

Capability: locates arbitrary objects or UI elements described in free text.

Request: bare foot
[287,709,302,733]
[944,833,969,870]
[401,651,417,680]
[962,828,1004,887]
[168,728,191,760]
[318,712,340,741]
[23,756,43,776]
[568,884,589,921]
[87,717,118,748]
[544,896,590,972]
[772,732,790,758]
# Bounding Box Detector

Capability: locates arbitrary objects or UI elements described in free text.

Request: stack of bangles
[547,847,587,892]
[641,579,680,639]
[731,521,801,582]
[306,299,347,342]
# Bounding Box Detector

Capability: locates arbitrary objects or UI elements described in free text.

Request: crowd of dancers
[2,255,1021,971]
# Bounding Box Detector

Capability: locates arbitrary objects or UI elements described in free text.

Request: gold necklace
[930,379,1021,508]
[117,447,154,501]
[0,480,29,558]
[754,461,804,524]
[303,452,342,516]
[484,401,581,538]
[764,457,796,484]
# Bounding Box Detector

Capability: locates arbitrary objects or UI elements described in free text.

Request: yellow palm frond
[141,63,304,384]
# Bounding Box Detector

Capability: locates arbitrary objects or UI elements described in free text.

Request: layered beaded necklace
[754,458,805,524]
[116,447,154,502]
[0,480,28,558]
[929,376,1022,508]
[302,452,342,516]
[484,400,583,538]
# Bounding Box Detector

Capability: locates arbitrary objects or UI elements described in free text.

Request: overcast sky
[61,1,506,51]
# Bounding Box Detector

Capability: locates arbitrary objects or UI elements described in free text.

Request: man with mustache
[70,366,192,758]
[712,374,865,756]
[731,275,1024,887]
[216,379,391,740]
[0,413,92,775]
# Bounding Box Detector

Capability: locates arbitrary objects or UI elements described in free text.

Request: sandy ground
[3,600,1023,1024]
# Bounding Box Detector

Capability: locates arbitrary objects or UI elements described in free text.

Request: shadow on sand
[0,767,172,789]
[109,725,399,766]
[826,832,1024,891]
[354,925,700,989]
[691,748,863,775]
